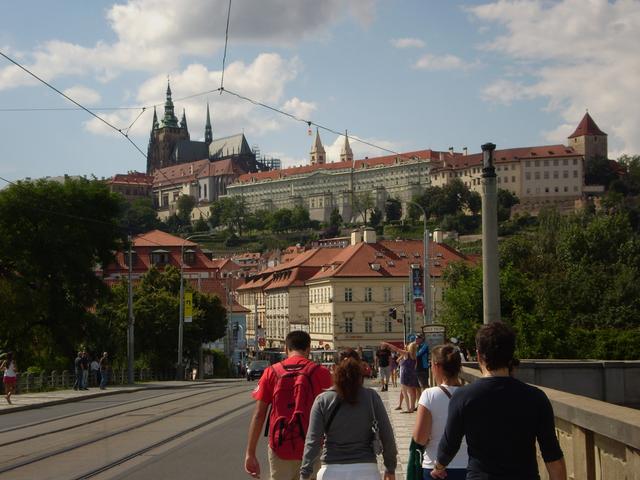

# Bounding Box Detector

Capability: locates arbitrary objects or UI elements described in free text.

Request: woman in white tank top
[2,351,18,405]
[412,344,468,479]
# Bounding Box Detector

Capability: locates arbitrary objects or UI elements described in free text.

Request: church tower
[204,102,213,145]
[567,111,608,162]
[310,128,326,165]
[340,130,353,163]
[146,80,191,174]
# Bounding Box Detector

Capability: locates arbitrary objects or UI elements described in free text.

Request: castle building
[227,113,609,220]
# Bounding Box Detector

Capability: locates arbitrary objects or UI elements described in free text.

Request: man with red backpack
[245,331,332,480]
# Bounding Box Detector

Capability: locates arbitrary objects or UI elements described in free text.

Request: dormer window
[183,249,196,266]
[150,249,170,266]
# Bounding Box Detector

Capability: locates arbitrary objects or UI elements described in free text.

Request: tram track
[0,383,232,439]
[0,384,252,478]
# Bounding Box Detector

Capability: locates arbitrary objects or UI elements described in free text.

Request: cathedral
[146,81,263,175]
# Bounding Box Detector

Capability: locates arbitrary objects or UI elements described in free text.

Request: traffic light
[388,308,397,320]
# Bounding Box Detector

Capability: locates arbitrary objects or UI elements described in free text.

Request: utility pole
[127,235,134,385]
[402,284,407,346]
[423,226,430,324]
[481,142,501,324]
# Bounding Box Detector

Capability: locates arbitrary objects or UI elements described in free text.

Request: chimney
[363,227,377,244]
[350,228,363,246]
[439,152,444,161]
[433,228,444,244]
[463,147,468,156]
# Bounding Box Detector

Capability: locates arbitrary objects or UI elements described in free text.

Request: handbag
[369,389,384,456]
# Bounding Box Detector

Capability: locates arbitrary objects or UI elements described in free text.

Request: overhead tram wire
[219,0,233,93]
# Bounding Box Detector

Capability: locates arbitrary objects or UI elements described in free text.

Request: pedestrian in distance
[382,342,419,412]
[300,349,397,480]
[81,351,90,390]
[376,344,392,392]
[73,351,83,391]
[412,344,467,480]
[99,352,109,390]
[244,331,333,480]
[1,352,18,404]
[389,351,398,388]
[90,356,100,387]
[414,334,430,390]
[430,322,567,480]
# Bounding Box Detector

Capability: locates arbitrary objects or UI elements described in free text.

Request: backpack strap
[438,385,452,399]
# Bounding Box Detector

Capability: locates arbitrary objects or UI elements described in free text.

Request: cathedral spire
[310,128,326,165]
[161,78,179,128]
[340,130,353,164]
[204,102,213,144]
[180,108,188,130]
[151,106,159,131]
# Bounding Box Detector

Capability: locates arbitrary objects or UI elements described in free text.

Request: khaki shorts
[268,448,319,480]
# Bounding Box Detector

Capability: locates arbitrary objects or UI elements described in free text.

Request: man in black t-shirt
[432,322,567,480]
[376,345,391,391]
[72,352,83,391]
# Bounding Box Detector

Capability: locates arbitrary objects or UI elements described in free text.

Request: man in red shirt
[245,331,332,480]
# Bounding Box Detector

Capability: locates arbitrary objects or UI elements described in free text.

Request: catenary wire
[220,0,233,92]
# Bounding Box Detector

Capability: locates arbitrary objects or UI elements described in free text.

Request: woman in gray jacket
[300,349,397,480]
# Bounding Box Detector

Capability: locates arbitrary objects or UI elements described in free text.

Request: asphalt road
[0,382,268,480]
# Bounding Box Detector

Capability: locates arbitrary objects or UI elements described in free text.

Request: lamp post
[481,142,501,324]
[404,200,430,324]
[127,235,134,385]
[177,233,214,380]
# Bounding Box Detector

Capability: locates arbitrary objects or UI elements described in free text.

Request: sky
[1,0,639,183]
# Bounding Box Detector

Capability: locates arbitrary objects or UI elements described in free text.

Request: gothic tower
[204,102,213,145]
[146,80,191,174]
[567,111,608,163]
[340,130,353,164]
[310,128,326,165]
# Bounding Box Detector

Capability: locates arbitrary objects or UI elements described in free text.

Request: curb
[0,380,220,415]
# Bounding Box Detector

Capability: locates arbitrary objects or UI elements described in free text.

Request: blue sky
[1,0,638,183]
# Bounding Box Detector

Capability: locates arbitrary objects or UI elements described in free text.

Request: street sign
[184,292,193,323]
[414,298,424,313]
[421,324,446,350]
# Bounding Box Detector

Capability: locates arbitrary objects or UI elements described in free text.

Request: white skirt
[317,463,381,480]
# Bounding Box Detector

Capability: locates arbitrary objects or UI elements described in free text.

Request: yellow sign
[184,292,193,323]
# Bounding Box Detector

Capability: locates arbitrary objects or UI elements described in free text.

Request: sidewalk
[0,379,232,415]
[377,381,416,477]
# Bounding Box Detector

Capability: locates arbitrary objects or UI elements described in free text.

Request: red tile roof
[133,230,197,248]
[108,172,154,186]
[235,149,442,184]
[568,112,607,138]
[430,144,581,172]
[153,158,241,187]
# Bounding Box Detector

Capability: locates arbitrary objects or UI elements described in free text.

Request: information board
[421,324,446,350]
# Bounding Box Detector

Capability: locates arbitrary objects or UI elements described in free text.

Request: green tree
[385,198,402,222]
[353,192,375,225]
[209,197,247,235]
[369,207,383,227]
[291,206,311,231]
[497,189,520,222]
[0,178,123,367]
[585,156,618,187]
[95,266,227,369]
[119,197,161,235]
[268,208,293,233]
[176,195,196,224]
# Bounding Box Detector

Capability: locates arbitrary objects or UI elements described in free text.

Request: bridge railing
[5,368,179,394]
[461,366,640,479]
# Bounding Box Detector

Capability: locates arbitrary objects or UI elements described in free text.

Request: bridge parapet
[461,366,640,479]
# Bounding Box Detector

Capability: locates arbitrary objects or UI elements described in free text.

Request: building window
[554,186,559,193]
[525,172,531,180]
[563,171,569,178]
[573,170,578,178]
[543,171,549,179]
[573,158,578,165]
[123,250,137,267]
[553,171,559,179]
[563,159,569,166]
[364,287,373,302]
[535,172,540,180]
[183,250,196,265]
[526,161,531,167]
[564,186,568,192]
[384,287,392,303]
[204,184,207,198]
[345,316,353,333]
[162,195,169,207]
[544,160,549,167]
[554,159,559,166]
[535,160,540,167]
[545,187,549,193]
[504,176,509,183]
[365,316,373,333]
[150,250,170,265]
[345,288,353,302]
[385,319,392,333]
[512,176,516,182]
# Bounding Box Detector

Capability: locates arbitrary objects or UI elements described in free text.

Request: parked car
[246,360,270,381]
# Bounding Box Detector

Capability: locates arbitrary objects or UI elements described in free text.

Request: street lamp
[177,232,214,380]
[404,200,431,325]
[481,142,501,324]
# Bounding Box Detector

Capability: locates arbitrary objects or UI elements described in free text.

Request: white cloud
[63,85,102,105]
[391,38,426,49]
[471,0,640,155]
[84,53,308,140]
[0,0,376,91]
[413,53,473,71]
[281,97,317,120]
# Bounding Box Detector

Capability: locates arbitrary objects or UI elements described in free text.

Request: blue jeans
[424,468,467,479]
[73,371,83,390]
[99,370,108,389]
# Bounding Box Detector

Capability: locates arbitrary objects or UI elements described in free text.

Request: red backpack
[265,360,319,459]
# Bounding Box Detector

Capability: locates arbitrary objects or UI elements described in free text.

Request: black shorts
[416,371,429,389]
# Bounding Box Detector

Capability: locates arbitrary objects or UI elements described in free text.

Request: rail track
[0,383,254,479]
